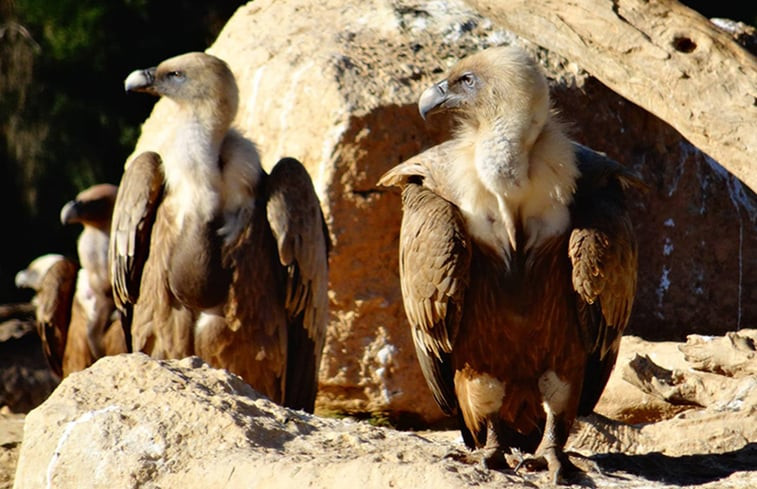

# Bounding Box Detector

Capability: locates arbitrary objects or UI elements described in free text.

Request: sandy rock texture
[119,0,757,425]
[10,329,757,489]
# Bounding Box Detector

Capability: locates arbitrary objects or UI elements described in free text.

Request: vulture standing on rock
[379,45,642,483]
[112,52,329,412]
[15,254,76,378]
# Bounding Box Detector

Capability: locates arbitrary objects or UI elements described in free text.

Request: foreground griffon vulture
[379,45,641,483]
[112,52,329,412]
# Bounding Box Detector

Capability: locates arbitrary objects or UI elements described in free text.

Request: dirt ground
[0,410,24,489]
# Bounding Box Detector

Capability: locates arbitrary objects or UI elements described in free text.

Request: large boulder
[12,335,757,488]
[11,354,528,489]
[126,0,756,422]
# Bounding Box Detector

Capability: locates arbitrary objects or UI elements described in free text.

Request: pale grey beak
[124,67,157,93]
[418,80,449,120]
[60,199,79,225]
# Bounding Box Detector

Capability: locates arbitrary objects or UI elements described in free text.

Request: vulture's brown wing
[569,144,642,414]
[222,195,287,405]
[396,182,471,415]
[109,151,164,347]
[261,157,329,412]
[34,257,78,378]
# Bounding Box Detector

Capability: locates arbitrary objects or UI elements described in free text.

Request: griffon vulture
[15,254,74,378]
[378,45,641,483]
[112,52,329,412]
[61,183,126,361]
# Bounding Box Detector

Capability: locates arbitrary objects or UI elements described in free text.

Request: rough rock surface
[125,0,756,422]
[10,330,757,489]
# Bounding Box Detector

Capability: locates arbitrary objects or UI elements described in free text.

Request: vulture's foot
[448,445,510,471]
[513,446,581,485]
[446,416,512,471]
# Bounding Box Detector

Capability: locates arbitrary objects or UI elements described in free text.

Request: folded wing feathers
[110,151,164,311]
[266,157,329,340]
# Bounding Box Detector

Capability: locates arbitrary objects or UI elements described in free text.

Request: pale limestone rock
[13,354,531,489]
[11,343,757,488]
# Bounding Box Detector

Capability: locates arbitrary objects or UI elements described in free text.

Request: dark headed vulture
[113,52,329,412]
[60,183,126,360]
[379,45,641,483]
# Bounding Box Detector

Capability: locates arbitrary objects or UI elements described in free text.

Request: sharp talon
[512,454,547,474]
[511,451,528,473]
[513,458,526,474]
[543,447,583,485]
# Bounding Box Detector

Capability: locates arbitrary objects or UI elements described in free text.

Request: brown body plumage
[379,45,641,483]
[112,52,329,412]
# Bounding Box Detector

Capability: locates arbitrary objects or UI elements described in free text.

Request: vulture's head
[60,183,118,231]
[124,52,239,124]
[419,45,550,137]
[15,254,66,291]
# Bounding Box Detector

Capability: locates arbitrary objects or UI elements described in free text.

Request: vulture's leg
[454,371,510,470]
[516,370,580,484]
[478,416,509,470]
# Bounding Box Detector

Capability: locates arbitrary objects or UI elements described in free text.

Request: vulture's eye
[167,71,185,81]
[459,73,476,89]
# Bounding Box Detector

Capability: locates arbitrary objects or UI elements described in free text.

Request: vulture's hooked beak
[420,78,473,120]
[124,67,157,94]
[14,270,31,289]
[60,199,80,225]
[418,80,450,120]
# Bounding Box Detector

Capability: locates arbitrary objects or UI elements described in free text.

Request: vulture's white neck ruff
[75,269,97,321]
[159,100,262,245]
[78,226,111,292]
[449,117,578,259]
[162,107,227,226]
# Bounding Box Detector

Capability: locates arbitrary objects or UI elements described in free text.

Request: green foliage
[19,3,107,62]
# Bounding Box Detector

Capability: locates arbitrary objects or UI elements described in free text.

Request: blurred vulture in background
[112,52,329,412]
[16,183,127,381]
[60,183,126,361]
[15,254,75,378]
[379,45,642,483]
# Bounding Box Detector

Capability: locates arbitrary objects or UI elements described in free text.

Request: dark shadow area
[591,443,757,486]
[679,2,756,27]
[0,318,59,412]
